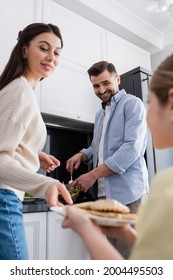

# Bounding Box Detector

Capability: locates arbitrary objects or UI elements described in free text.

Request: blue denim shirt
[81,89,149,204]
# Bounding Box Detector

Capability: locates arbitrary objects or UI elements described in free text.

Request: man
[66,61,149,259]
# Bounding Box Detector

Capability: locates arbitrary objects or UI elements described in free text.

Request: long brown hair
[0,23,63,90]
[150,54,173,105]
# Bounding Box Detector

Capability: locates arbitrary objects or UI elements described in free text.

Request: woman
[62,53,173,260]
[0,23,73,260]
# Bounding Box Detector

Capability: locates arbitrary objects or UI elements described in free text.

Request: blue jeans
[0,189,29,260]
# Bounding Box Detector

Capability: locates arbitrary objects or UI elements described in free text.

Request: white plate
[50,206,137,227]
[50,206,66,216]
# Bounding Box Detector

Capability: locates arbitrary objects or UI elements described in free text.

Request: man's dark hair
[87,61,117,79]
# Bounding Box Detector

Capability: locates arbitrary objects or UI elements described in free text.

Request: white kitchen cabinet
[23,212,47,260]
[47,211,89,260]
[0,0,42,107]
[24,211,89,260]
[106,31,151,75]
[1,0,152,122]
[40,63,101,123]
[43,0,107,69]
[40,0,105,123]
[40,0,152,122]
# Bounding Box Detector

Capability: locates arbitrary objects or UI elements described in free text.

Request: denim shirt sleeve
[104,96,147,174]
[80,145,93,164]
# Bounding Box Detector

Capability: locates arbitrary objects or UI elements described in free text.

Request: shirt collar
[101,102,107,110]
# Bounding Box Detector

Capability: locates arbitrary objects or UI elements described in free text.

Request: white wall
[0,0,42,73]
[151,44,173,71]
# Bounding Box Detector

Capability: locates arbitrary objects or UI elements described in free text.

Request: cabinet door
[41,0,105,122]
[47,211,89,260]
[0,0,42,107]
[23,212,47,260]
[43,0,106,67]
[107,31,151,75]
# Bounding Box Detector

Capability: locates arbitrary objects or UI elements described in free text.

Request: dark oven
[40,113,94,203]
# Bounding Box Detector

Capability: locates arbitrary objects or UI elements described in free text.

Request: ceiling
[54,0,173,54]
[114,0,173,35]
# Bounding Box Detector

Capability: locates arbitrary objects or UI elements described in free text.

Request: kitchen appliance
[41,113,94,203]
[120,66,173,181]
[119,66,156,182]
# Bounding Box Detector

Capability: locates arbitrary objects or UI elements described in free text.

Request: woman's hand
[39,151,60,173]
[46,181,73,207]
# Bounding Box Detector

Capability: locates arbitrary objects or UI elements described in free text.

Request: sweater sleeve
[0,149,55,198]
[130,168,173,259]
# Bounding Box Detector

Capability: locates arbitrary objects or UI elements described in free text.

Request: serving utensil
[68,174,73,184]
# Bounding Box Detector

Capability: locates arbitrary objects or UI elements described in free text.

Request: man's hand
[69,171,96,192]
[66,152,87,175]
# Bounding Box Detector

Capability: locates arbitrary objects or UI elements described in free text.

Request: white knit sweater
[0,76,56,200]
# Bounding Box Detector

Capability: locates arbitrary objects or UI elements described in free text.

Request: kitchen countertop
[22,192,93,213]
[22,198,49,213]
